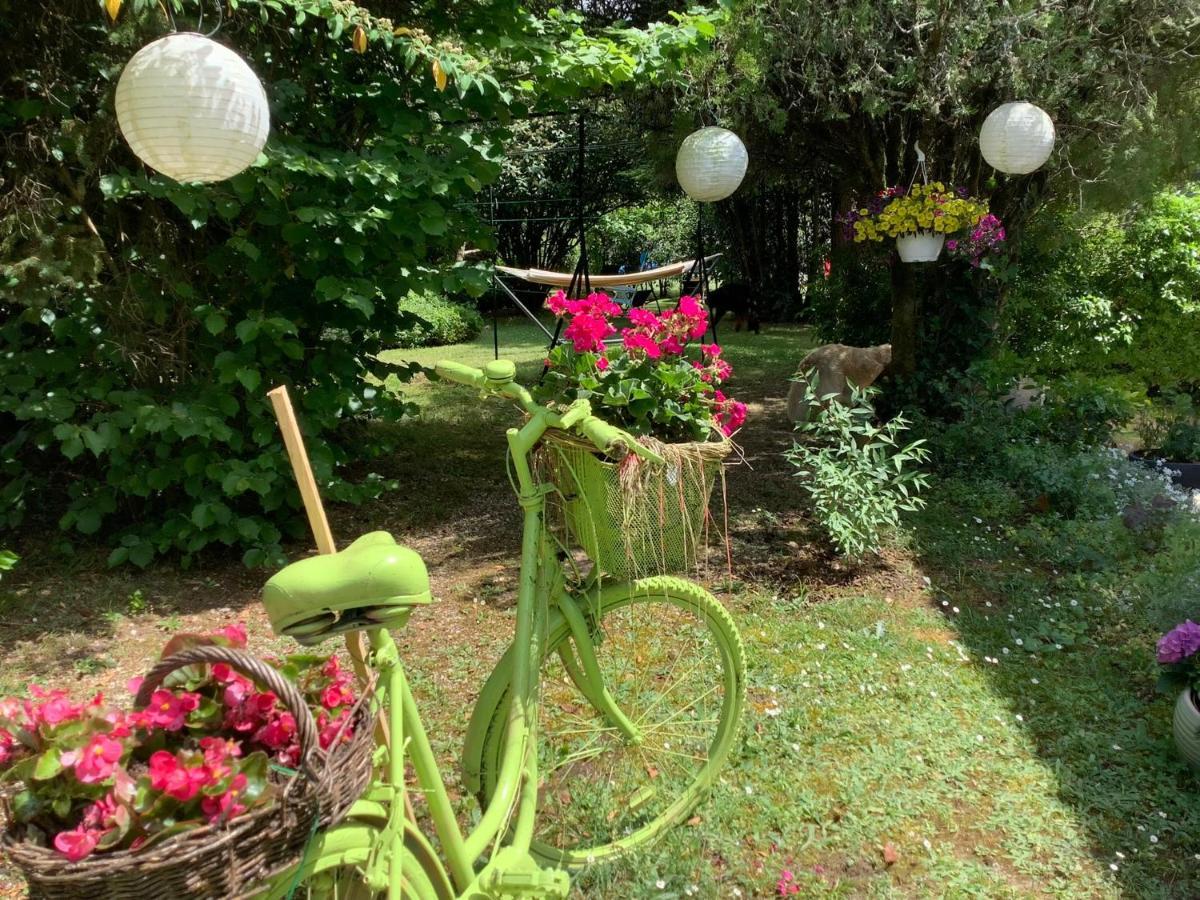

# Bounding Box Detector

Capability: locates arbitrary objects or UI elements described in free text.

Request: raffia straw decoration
[536,429,735,580]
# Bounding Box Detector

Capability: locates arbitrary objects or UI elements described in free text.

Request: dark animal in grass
[705,282,760,340]
[787,343,892,423]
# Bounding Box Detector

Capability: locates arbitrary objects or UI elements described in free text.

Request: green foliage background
[999,186,1200,393]
[0,0,716,565]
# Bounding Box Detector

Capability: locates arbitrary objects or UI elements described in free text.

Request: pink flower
[80,791,122,832]
[595,356,609,372]
[320,683,352,711]
[700,343,722,359]
[713,393,747,436]
[945,239,958,251]
[145,690,200,732]
[200,736,242,770]
[69,734,125,784]
[627,308,660,329]
[148,751,207,802]
[54,827,102,862]
[216,623,248,648]
[201,773,248,824]
[255,711,297,751]
[622,330,662,359]
[563,312,614,353]
[581,292,622,318]
[26,687,83,729]
[777,868,800,896]
[673,295,709,339]
[660,335,684,356]
[545,290,569,316]
[318,709,354,750]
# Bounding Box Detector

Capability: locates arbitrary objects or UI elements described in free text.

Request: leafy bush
[785,378,930,558]
[395,293,485,348]
[1002,186,1200,392]
[0,0,712,565]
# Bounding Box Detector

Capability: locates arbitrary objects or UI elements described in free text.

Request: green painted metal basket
[539,430,731,579]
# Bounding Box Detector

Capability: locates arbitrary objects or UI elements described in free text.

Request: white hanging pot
[895,231,945,263]
[115,32,270,184]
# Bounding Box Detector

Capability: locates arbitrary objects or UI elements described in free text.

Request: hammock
[495,255,720,290]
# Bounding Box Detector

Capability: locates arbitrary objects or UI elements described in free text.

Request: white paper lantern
[116,33,269,184]
[979,101,1055,175]
[675,126,748,202]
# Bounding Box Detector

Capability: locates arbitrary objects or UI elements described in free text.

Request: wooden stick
[267,386,417,824]
[267,386,375,729]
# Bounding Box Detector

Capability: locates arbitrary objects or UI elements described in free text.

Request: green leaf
[33,749,62,781]
[205,312,227,335]
[235,319,260,343]
[236,368,262,392]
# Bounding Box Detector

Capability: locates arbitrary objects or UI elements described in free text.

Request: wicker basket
[539,430,731,579]
[3,647,323,900]
[313,680,376,828]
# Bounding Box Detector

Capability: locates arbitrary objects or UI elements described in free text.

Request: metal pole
[542,110,588,381]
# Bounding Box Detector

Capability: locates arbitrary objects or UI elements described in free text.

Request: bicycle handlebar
[434,360,664,465]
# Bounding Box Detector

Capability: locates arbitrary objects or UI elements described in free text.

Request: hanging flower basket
[540,431,731,579]
[895,231,945,263]
[839,183,1003,266]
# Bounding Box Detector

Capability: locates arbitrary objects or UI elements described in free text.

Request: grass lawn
[1,317,1197,897]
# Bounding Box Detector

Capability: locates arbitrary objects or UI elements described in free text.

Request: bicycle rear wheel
[469,576,745,868]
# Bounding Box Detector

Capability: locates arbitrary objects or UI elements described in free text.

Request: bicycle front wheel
[471,576,745,868]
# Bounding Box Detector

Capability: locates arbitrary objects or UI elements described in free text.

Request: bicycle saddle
[263,531,431,646]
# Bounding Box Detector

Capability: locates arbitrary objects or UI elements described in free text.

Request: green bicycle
[259,358,746,898]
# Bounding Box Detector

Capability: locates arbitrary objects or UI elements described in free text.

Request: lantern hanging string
[163,0,224,37]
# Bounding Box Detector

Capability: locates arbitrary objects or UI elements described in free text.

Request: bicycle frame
[306,394,628,898]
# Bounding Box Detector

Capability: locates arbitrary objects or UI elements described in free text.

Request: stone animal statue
[787,343,892,423]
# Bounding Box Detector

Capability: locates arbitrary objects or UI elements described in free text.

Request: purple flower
[1158,621,1200,664]
[945,239,959,251]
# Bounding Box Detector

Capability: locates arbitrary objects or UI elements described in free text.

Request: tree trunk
[889,261,919,377]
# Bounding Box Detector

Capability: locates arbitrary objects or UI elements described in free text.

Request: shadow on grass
[907,500,1200,898]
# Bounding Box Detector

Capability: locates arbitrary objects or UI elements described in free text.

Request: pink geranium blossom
[26,687,83,729]
[546,290,569,316]
[217,623,248,648]
[54,826,103,862]
[563,312,614,353]
[64,734,125,785]
[627,308,660,329]
[201,773,248,824]
[147,751,207,802]
[145,690,201,732]
[622,330,662,359]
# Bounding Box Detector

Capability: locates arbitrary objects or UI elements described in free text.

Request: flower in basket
[537,290,746,443]
[1156,620,1200,695]
[0,624,357,862]
[839,183,992,242]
